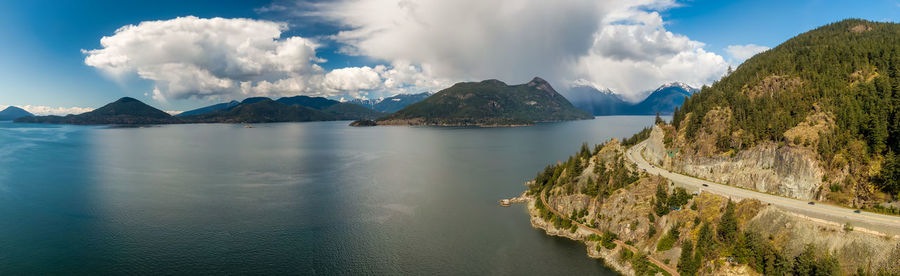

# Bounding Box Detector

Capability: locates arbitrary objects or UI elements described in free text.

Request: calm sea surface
[0,116,659,274]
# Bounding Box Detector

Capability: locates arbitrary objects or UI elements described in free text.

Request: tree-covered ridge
[528,141,639,199]
[182,98,336,123]
[16,97,180,124]
[672,19,900,203]
[377,77,592,126]
[0,106,34,121]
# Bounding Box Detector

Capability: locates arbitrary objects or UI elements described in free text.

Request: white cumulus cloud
[84,2,737,103]
[324,66,382,92]
[310,0,729,99]
[84,16,443,102]
[571,8,729,101]
[83,16,328,100]
[725,44,770,62]
[1,105,94,116]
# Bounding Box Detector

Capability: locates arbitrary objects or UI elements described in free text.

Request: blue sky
[0,0,898,114]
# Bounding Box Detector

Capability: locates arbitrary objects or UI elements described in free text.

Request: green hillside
[672,19,900,204]
[377,77,592,126]
[183,99,335,123]
[16,97,178,125]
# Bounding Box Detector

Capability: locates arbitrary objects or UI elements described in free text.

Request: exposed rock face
[644,125,666,166]
[746,207,900,274]
[658,105,825,201]
[529,176,899,275]
[668,143,823,200]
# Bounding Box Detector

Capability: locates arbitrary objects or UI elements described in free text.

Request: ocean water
[0,117,659,274]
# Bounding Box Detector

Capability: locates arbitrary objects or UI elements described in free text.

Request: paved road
[626,141,900,237]
[539,190,681,276]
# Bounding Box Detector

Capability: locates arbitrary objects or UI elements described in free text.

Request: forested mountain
[670,19,900,205]
[16,96,372,125]
[182,98,335,123]
[177,95,383,121]
[16,97,178,124]
[276,95,385,120]
[0,106,34,120]
[375,77,592,126]
[176,101,240,117]
[569,82,697,115]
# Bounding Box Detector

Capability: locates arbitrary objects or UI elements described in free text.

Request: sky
[0,0,899,114]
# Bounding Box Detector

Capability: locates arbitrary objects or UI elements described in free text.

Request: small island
[349,119,377,127]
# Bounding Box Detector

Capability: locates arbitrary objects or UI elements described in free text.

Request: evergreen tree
[718,199,738,243]
[695,222,714,258]
[579,142,590,159]
[655,182,669,216]
[793,244,817,275]
[678,240,697,276]
[817,253,841,276]
[879,151,900,198]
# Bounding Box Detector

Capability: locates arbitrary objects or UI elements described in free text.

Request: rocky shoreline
[523,195,637,275]
[517,137,900,275]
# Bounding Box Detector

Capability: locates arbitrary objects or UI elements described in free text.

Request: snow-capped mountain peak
[656,82,697,93]
[570,79,615,95]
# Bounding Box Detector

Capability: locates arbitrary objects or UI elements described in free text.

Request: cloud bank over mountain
[82,16,446,101]
[83,1,738,102]
[0,105,94,116]
[312,0,730,98]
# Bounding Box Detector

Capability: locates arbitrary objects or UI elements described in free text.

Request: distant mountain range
[176,101,240,117]
[372,77,592,126]
[567,82,698,115]
[348,92,432,113]
[0,106,33,121]
[276,96,385,120]
[13,80,694,126]
[179,95,384,120]
[181,98,336,123]
[17,95,385,125]
[16,97,178,124]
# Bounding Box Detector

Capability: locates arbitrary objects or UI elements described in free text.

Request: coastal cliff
[523,139,899,275]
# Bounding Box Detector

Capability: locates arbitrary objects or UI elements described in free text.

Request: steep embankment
[522,140,899,275]
[645,124,823,201]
